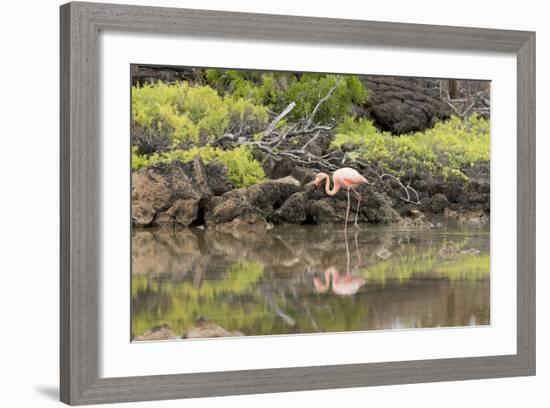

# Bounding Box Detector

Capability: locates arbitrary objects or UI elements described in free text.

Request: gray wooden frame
[60,1,536,405]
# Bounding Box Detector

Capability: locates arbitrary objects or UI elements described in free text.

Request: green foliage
[204,70,367,123]
[283,74,367,123]
[225,95,269,135]
[205,69,278,106]
[132,261,268,338]
[132,81,225,146]
[332,115,490,180]
[361,249,490,285]
[132,145,266,188]
[132,81,268,148]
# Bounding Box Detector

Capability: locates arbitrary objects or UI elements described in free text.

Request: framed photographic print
[60,1,536,405]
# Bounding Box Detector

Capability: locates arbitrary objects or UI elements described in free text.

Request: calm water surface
[131,223,490,340]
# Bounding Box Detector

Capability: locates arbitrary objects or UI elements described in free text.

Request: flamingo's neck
[321,173,340,196]
[314,268,339,293]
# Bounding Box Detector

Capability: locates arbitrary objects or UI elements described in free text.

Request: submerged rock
[182,318,244,339]
[439,240,461,259]
[376,248,393,260]
[134,324,175,341]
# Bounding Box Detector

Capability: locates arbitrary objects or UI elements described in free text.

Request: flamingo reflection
[313,231,366,296]
[313,267,366,296]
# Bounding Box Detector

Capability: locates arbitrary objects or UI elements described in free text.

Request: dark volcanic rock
[154,199,199,228]
[361,76,451,134]
[304,183,401,225]
[205,189,266,228]
[261,158,319,185]
[132,158,233,228]
[270,192,307,224]
[306,199,341,224]
[206,162,234,195]
[430,193,450,213]
[132,201,156,227]
[131,65,205,86]
[132,162,201,227]
[205,176,302,228]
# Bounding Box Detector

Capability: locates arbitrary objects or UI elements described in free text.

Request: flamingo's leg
[354,229,361,267]
[345,188,351,234]
[352,188,362,229]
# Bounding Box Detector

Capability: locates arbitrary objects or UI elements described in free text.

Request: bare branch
[304,76,341,130]
[264,102,296,137]
[300,130,321,152]
[380,173,421,205]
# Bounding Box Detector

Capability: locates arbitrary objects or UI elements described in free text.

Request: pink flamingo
[313,267,366,296]
[314,167,369,232]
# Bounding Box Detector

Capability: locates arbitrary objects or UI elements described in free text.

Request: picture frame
[60,1,536,405]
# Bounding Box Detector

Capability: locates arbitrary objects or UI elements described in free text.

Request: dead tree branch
[379,173,421,205]
[304,76,341,130]
[264,101,296,138]
[300,130,321,152]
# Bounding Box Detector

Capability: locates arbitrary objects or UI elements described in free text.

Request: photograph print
[130,65,490,341]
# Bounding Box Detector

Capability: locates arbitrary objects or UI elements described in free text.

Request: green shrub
[284,74,367,123]
[225,96,269,135]
[132,146,266,188]
[132,81,268,149]
[331,115,490,180]
[204,70,367,124]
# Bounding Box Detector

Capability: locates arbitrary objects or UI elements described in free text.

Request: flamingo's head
[314,172,327,187]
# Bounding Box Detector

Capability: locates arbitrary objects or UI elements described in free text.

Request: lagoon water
[131,223,490,340]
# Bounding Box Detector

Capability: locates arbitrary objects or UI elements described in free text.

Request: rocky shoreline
[132,156,489,230]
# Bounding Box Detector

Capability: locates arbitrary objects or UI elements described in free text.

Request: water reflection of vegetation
[132,266,372,338]
[361,252,489,285]
[131,225,490,339]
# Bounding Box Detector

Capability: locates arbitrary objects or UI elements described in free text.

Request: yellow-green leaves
[204,70,367,124]
[132,145,266,188]
[132,81,268,147]
[331,115,490,179]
